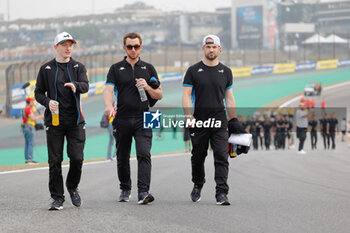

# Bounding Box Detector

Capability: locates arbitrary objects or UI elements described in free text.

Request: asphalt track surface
[1,145,350,233]
[1,75,350,233]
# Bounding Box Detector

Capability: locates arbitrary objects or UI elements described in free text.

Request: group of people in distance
[238,105,348,153]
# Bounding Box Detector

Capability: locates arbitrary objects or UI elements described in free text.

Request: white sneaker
[298,150,307,154]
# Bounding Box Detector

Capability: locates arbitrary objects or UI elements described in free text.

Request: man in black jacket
[35,32,89,210]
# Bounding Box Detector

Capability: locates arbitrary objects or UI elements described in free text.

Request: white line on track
[0,152,187,175]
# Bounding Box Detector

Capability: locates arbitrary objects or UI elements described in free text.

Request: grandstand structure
[2,1,350,116]
[1,1,350,60]
[0,2,228,61]
[278,0,350,49]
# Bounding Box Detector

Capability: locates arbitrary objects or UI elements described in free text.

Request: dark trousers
[297,127,307,151]
[259,135,263,149]
[273,135,278,149]
[252,134,259,150]
[322,132,330,149]
[114,117,152,193]
[190,127,229,195]
[310,131,317,149]
[264,134,271,150]
[330,132,336,149]
[46,123,85,201]
[277,132,285,150]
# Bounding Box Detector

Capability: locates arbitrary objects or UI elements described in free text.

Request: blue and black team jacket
[34,58,89,126]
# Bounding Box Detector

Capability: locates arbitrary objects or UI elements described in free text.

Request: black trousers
[310,131,317,149]
[330,132,336,149]
[276,132,285,150]
[190,127,229,195]
[259,135,263,149]
[46,123,85,201]
[296,127,307,151]
[114,117,152,193]
[322,132,330,149]
[252,134,259,150]
[264,134,271,150]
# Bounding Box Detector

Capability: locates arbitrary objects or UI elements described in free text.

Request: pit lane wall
[9,58,350,117]
[232,58,350,77]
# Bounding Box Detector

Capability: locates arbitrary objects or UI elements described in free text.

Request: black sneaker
[216,193,230,206]
[119,190,131,202]
[68,188,81,207]
[48,198,64,211]
[137,192,154,205]
[191,185,202,202]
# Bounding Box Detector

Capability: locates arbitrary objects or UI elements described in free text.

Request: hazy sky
[0,0,232,21]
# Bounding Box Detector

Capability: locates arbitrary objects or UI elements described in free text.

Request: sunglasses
[126,44,141,50]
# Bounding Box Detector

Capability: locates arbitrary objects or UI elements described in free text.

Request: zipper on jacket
[132,64,135,79]
[54,62,59,101]
[66,62,80,125]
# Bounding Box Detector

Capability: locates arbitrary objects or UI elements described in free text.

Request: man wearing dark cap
[21,97,44,164]
[182,34,241,205]
[35,32,89,210]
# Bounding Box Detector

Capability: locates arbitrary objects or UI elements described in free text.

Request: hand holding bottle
[49,100,59,126]
[49,100,59,112]
[135,78,150,91]
[135,78,148,102]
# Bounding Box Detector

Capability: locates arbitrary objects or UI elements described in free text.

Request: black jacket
[35,58,89,126]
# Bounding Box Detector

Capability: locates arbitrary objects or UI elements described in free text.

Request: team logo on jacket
[218,69,224,73]
[143,110,161,129]
[141,66,147,70]
[197,68,204,72]
[119,67,125,71]
[45,66,51,70]
[74,64,79,68]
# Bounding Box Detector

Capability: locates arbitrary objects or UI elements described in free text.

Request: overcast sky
[0,0,232,21]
